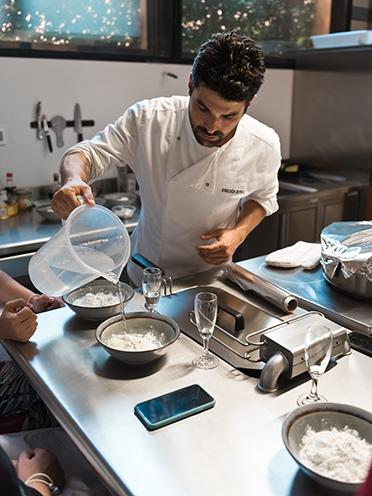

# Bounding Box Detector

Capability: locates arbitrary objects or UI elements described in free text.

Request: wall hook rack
[30,119,95,129]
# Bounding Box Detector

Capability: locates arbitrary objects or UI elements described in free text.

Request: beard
[189,109,236,148]
[193,126,226,147]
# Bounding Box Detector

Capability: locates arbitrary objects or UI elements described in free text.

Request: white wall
[0,57,293,189]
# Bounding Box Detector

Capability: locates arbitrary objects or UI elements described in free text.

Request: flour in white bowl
[73,292,120,307]
[299,426,372,483]
[106,331,164,351]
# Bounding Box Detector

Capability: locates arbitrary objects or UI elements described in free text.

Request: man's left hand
[195,229,241,265]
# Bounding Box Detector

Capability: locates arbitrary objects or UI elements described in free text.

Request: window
[181,0,332,57]
[0,0,174,59]
[1,0,142,46]
[1,1,363,65]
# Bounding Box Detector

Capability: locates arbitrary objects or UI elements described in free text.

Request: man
[52,30,281,286]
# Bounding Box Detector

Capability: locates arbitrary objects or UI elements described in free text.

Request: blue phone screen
[136,384,214,424]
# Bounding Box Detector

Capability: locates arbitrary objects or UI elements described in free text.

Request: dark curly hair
[191,30,266,104]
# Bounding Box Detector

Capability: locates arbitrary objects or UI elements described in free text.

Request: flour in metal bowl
[73,292,120,307]
[299,426,372,483]
[106,330,165,351]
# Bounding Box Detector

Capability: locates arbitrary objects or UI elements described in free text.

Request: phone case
[134,384,215,430]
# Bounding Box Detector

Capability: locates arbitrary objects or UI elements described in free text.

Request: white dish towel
[265,241,321,270]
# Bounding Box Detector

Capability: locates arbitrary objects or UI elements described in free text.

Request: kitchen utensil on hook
[42,114,53,153]
[36,102,43,140]
[74,103,83,142]
[51,115,67,147]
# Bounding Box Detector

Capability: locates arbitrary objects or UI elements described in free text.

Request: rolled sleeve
[58,104,141,183]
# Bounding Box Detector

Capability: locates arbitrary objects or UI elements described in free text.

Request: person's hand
[17,448,64,495]
[31,294,65,314]
[51,179,95,220]
[0,299,37,342]
[195,228,243,265]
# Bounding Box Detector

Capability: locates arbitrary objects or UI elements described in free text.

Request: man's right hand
[51,152,95,220]
[51,179,95,220]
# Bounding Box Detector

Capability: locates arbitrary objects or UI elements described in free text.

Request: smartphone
[134,384,215,431]
[349,331,372,358]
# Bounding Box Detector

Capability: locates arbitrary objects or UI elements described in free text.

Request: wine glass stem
[309,378,319,400]
[202,337,211,358]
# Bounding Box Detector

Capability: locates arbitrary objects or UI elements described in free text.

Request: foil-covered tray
[321,221,372,300]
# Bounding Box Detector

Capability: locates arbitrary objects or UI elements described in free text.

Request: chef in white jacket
[52,31,281,287]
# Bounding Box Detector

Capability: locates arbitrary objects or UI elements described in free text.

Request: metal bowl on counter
[282,402,372,493]
[35,204,61,222]
[102,192,138,208]
[94,197,107,206]
[96,312,180,365]
[323,269,372,301]
[321,222,372,301]
[111,204,136,219]
[63,280,134,321]
[36,198,107,222]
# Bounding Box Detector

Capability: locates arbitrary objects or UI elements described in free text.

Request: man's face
[188,79,248,148]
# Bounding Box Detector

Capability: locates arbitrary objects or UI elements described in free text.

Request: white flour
[73,292,120,307]
[299,426,372,483]
[106,331,164,351]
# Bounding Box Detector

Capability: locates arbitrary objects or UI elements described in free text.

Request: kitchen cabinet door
[233,213,281,261]
[233,198,319,261]
[318,189,360,237]
[233,185,366,263]
[280,199,319,245]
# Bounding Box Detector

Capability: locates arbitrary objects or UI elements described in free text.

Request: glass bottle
[49,173,61,199]
[5,173,13,192]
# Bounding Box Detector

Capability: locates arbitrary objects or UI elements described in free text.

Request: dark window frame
[0,0,351,69]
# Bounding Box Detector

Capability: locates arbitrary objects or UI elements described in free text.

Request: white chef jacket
[60,96,281,286]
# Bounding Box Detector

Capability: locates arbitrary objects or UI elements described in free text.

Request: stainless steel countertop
[239,256,372,336]
[0,208,62,257]
[3,271,372,496]
[0,205,139,258]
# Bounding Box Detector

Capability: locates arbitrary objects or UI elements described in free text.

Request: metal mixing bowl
[63,280,134,321]
[96,312,180,365]
[102,192,138,208]
[282,402,372,493]
[36,204,60,222]
[111,205,136,219]
[94,197,107,206]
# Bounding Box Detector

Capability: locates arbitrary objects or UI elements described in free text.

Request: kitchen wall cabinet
[233,183,367,261]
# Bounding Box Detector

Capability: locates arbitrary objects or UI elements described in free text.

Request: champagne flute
[297,325,333,406]
[142,267,162,313]
[192,292,219,370]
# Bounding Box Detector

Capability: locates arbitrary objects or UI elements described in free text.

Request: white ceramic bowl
[282,402,372,493]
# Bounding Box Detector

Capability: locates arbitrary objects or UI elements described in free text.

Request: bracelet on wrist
[26,293,38,305]
[25,472,61,495]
